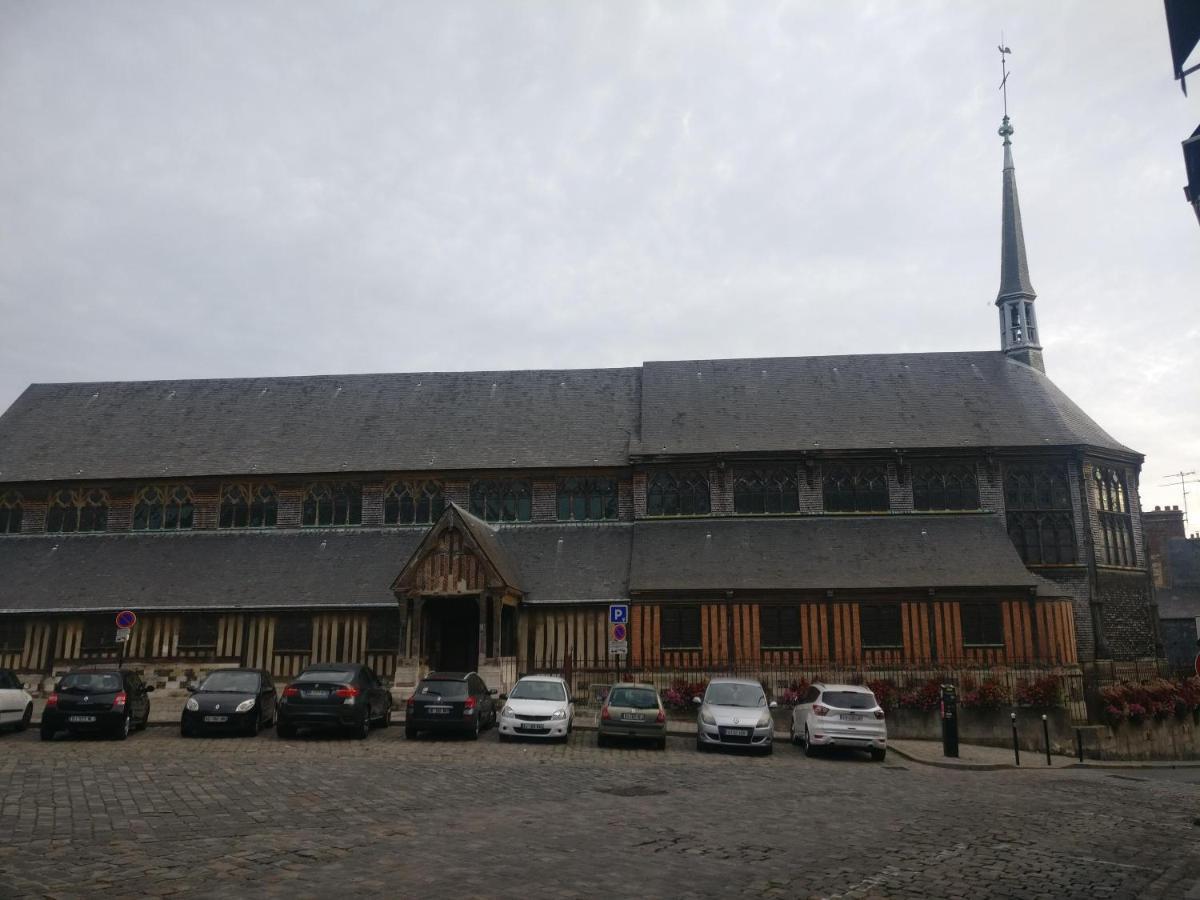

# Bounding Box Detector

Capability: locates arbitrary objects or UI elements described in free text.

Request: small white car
[0,668,34,733]
[497,674,574,742]
[791,682,887,761]
[694,677,777,754]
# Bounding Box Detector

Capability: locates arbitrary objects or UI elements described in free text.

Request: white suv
[790,682,887,761]
[497,675,574,742]
[0,668,34,733]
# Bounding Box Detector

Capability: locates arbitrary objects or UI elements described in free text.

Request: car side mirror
[489,689,498,696]
[768,700,778,709]
[186,683,198,693]
[692,696,702,705]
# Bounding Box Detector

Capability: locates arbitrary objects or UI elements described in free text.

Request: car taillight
[656,708,666,723]
[112,691,127,710]
[46,692,58,707]
[601,705,611,720]
[334,685,360,698]
[283,686,300,698]
[874,709,885,720]
[464,696,476,716]
[813,704,829,717]
[406,696,415,709]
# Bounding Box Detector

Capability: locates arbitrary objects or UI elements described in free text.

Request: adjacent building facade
[0,115,1159,695]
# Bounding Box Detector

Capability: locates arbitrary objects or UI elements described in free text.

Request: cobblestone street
[2,726,1199,899]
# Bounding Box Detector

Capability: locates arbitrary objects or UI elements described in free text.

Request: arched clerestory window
[218,483,278,529]
[822,465,889,512]
[302,482,362,527]
[646,470,710,517]
[912,463,980,511]
[733,468,799,514]
[46,488,110,533]
[0,492,22,534]
[133,485,195,531]
[384,480,445,525]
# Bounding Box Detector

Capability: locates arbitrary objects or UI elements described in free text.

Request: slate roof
[629,515,1043,593]
[635,351,1135,458]
[0,367,642,481]
[493,523,633,605]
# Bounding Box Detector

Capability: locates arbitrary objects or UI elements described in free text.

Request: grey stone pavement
[2,722,1200,900]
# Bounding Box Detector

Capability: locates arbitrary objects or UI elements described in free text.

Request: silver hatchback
[694,678,777,755]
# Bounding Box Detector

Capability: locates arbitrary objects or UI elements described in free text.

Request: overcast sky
[1,2,1196,516]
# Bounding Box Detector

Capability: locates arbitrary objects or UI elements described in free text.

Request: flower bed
[661,678,708,711]
[1100,676,1200,726]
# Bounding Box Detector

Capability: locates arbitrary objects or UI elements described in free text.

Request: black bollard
[1011,711,1020,766]
[940,684,959,758]
[1042,713,1051,766]
[1076,727,1084,763]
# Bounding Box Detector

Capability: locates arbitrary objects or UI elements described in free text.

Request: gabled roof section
[0,367,641,482]
[392,502,523,596]
[635,351,1135,458]
[629,515,1044,593]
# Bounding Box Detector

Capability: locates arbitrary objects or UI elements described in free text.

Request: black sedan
[276,663,392,740]
[405,671,497,740]
[181,668,277,737]
[41,667,153,741]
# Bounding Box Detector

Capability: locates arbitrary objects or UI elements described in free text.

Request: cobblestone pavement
[2,725,1198,899]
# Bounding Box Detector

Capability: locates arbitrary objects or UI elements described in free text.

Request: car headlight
[235,698,256,713]
[757,712,772,728]
[502,705,514,717]
[185,697,199,712]
[551,708,567,720]
[700,709,716,726]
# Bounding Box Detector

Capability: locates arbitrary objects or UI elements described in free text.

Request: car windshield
[59,673,122,693]
[297,669,356,684]
[416,680,467,699]
[705,683,766,708]
[608,687,658,709]
[199,671,260,693]
[821,691,877,710]
[509,680,567,701]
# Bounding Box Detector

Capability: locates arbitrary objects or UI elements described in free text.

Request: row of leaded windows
[823,466,889,512]
[1095,467,1136,567]
[557,476,619,521]
[658,603,1005,652]
[133,485,194,531]
[1004,464,1077,564]
[302,482,362,527]
[46,489,109,533]
[647,470,711,517]
[912,464,979,511]
[0,492,21,534]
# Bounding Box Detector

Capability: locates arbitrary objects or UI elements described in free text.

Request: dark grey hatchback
[405,672,497,740]
[181,668,276,737]
[276,663,392,740]
[41,667,153,741]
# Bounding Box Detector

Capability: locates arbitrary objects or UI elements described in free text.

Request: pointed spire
[996,115,1037,303]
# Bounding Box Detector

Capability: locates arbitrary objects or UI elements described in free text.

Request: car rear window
[608,687,658,709]
[297,669,356,684]
[200,671,260,693]
[821,691,877,710]
[59,672,122,693]
[416,680,468,699]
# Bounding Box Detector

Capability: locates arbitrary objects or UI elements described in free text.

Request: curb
[887,744,1018,771]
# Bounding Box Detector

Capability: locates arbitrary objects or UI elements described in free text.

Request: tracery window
[218,483,278,529]
[132,485,194,531]
[823,465,889,512]
[384,480,445,525]
[46,488,109,533]
[0,492,22,534]
[733,468,799,515]
[557,477,619,521]
[645,470,710,517]
[302,482,362,527]
[1004,463,1076,565]
[469,479,532,522]
[1094,467,1136,567]
[912,464,980,511]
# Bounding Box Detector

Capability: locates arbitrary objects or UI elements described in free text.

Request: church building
[0,114,1158,695]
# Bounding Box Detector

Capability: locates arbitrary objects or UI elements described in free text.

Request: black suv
[405,672,497,740]
[42,667,154,740]
[276,663,392,739]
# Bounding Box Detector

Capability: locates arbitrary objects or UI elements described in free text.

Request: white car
[497,675,574,742]
[791,682,887,761]
[694,677,777,755]
[0,668,34,733]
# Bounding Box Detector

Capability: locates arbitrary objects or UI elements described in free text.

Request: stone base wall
[1077,715,1200,761]
[884,707,1076,754]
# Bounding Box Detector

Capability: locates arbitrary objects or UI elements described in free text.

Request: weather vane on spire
[998,37,1013,145]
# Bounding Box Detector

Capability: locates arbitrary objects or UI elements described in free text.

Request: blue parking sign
[609,604,628,625]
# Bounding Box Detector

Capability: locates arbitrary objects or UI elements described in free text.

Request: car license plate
[68,715,96,723]
[302,690,328,699]
[204,716,228,723]
[518,723,547,731]
[839,714,861,721]
[427,706,450,715]
[724,728,749,736]
[621,713,643,721]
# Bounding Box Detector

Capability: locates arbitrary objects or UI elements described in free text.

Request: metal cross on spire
[998,38,1013,144]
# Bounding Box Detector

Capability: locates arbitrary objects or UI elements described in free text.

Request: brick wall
[1038,569,1096,661]
[1097,569,1158,659]
[888,462,912,513]
[276,488,303,528]
[362,481,384,526]
[978,462,1003,513]
[710,466,733,516]
[532,478,556,521]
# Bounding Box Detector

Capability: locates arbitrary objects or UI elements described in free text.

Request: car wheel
[115,713,131,741]
[597,732,607,748]
[870,747,887,762]
[354,715,370,740]
[761,742,774,757]
[140,705,151,731]
[803,727,818,758]
[247,714,260,737]
[469,716,481,741]
[18,703,32,732]
[405,725,417,740]
[695,735,706,753]
[277,721,296,740]
[656,737,667,751]
[181,721,193,738]
[790,718,800,746]
[379,702,392,728]
[39,724,54,742]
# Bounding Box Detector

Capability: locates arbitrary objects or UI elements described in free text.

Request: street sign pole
[115,610,137,669]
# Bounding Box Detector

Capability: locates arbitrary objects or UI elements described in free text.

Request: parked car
[597,682,667,749]
[0,668,33,733]
[404,671,497,740]
[41,667,153,741]
[694,677,776,755]
[276,663,392,740]
[497,674,574,742]
[181,668,277,737]
[790,682,887,761]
